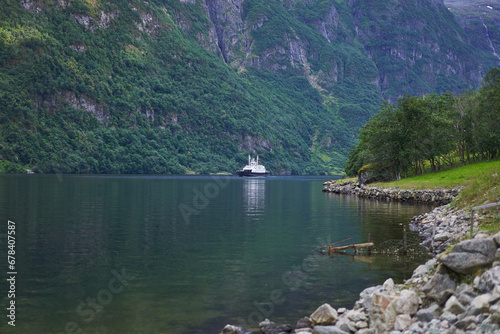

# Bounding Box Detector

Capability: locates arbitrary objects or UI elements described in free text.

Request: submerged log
[327,242,375,253]
[315,238,375,255]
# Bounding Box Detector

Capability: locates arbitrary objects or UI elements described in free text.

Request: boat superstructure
[236,156,270,177]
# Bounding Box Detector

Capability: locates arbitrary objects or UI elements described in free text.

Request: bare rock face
[310,303,338,325]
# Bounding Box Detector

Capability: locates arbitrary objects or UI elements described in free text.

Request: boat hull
[236,170,270,177]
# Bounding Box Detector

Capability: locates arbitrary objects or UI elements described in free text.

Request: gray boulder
[392,290,419,316]
[456,283,477,306]
[466,293,491,316]
[416,303,440,322]
[443,295,466,315]
[439,238,497,274]
[394,314,411,331]
[453,238,497,257]
[478,266,500,293]
[296,317,313,329]
[492,231,500,246]
[421,273,456,301]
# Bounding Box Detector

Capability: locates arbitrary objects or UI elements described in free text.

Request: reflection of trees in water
[324,192,433,245]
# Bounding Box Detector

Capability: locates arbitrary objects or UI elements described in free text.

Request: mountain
[0,0,497,175]
[444,0,500,69]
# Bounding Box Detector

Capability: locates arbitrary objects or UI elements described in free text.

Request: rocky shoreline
[221,183,500,334]
[322,180,461,205]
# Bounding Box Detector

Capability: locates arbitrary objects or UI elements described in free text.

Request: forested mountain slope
[0,0,496,174]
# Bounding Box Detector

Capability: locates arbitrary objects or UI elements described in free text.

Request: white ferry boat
[236,156,270,177]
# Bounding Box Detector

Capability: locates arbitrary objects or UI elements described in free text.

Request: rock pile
[409,204,487,255]
[322,181,461,205]
[221,232,500,334]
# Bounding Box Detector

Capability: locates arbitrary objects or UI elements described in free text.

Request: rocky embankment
[322,180,461,205]
[221,183,500,334]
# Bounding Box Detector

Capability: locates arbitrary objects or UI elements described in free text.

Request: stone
[438,289,455,306]
[489,285,500,304]
[489,303,500,319]
[259,319,293,334]
[443,295,466,315]
[337,307,347,314]
[454,238,497,256]
[310,303,338,325]
[467,293,491,316]
[478,266,500,293]
[456,283,476,306]
[296,317,313,329]
[260,319,273,327]
[493,231,500,246]
[416,303,440,322]
[383,278,395,292]
[412,259,437,278]
[355,320,368,329]
[312,326,349,334]
[473,276,481,289]
[421,273,456,301]
[347,309,368,322]
[372,291,397,312]
[440,238,497,274]
[334,317,350,333]
[439,252,493,274]
[394,314,412,331]
[440,311,457,324]
[480,315,500,333]
[356,329,370,334]
[358,285,381,309]
[221,324,245,334]
[393,290,419,315]
[261,322,293,334]
[434,232,450,242]
[369,292,398,333]
[454,315,476,329]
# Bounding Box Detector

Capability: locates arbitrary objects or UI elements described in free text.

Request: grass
[373,160,500,192]
[373,160,500,233]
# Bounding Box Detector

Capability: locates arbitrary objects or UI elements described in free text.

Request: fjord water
[0,175,433,334]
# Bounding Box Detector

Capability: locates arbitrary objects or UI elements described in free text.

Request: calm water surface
[0,175,433,334]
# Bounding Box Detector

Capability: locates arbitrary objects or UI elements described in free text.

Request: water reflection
[242,178,266,219]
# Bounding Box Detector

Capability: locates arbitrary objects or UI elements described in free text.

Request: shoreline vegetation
[222,160,500,334]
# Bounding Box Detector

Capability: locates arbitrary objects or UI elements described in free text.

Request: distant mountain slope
[444,0,500,69]
[0,0,497,174]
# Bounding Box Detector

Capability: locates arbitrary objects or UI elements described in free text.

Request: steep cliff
[445,0,500,70]
[193,0,491,100]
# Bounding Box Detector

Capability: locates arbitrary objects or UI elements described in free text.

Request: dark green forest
[0,0,496,175]
[345,67,500,181]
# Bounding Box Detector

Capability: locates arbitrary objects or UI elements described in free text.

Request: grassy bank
[373,160,499,203]
[371,160,500,232]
